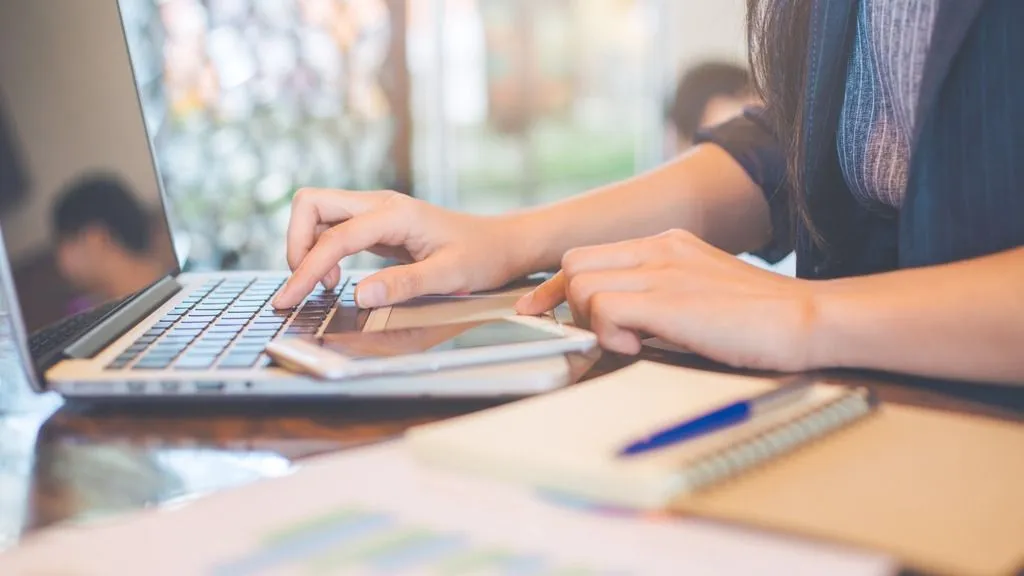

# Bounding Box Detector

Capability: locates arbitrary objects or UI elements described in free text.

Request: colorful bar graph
[209,507,615,576]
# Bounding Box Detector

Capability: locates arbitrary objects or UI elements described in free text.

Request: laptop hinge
[63,275,182,359]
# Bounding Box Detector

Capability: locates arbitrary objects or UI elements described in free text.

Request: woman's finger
[285,188,390,271]
[588,291,667,354]
[514,271,566,314]
[354,255,463,308]
[275,208,405,308]
[559,235,672,277]
[321,266,342,290]
[563,269,653,327]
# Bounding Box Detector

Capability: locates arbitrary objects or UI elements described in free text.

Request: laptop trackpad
[384,294,526,330]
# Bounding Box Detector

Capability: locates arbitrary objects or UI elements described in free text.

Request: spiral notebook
[406,361,1024,576]
[405,361,876,509]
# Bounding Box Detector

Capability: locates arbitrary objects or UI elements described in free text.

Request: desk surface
[1,344,1022,556]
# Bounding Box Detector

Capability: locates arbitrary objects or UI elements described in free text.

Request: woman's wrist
[803,278,877,372]
[492,209,566,276]
[488,211,556,278]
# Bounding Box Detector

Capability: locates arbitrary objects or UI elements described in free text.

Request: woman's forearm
[809,247,1024,385]
[504,144,772,272]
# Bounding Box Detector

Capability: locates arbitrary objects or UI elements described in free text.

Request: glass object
[120,0,401,271]
[121,0,767,270]
[408,0,671,214]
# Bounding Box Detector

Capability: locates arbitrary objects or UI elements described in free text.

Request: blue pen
[618,377,815,457]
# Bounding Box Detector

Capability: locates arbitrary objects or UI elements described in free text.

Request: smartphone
[264,316,597,381]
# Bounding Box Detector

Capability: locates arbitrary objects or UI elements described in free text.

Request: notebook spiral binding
[677,387,877,494]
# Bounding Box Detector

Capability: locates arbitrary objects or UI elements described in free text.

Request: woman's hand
[273,188,530,309]
[515,229,821,372]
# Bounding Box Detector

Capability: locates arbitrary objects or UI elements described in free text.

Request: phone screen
[315,319,563,359]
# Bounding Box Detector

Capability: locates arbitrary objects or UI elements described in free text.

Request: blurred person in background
[0,101,27,207]
[664,61,793,276]
[52,174,166,313]
[275,0,1024,386]
[665,61,761,155]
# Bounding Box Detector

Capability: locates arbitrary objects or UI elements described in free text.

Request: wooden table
[1,345,1022,559]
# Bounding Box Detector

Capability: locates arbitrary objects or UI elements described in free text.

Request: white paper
[0,442,896,576]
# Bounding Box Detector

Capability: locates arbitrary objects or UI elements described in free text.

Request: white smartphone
[264,316,598,381]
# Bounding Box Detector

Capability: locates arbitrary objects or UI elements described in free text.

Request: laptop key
[174,322,210,330]
[229,342,266,352]
[238,293,269,300]
[216,360,257,370]
[251,318,286,327]
[217,352,261,368]
[190,346,228,355]
[139,354,180,365]
[198,332,235,341]
[174,357,217,370]
[295,318,328,327]
[107,352,139,369]
[133,358,174,370]
[151,345,188,356]
[180,349,220,359]
[290,318,325,327]
[214,318,250,327]
[237,336,274,346]
[191,339,228,349]
[207,326,244,335]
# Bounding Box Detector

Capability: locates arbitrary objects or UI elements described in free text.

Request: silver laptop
[0,1,574,399]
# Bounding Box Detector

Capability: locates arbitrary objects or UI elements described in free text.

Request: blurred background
[116,0,793,274]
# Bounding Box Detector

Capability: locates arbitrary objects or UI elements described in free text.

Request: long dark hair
[746,0,818,242]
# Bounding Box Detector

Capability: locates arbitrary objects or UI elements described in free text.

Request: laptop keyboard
[106,276,361,371]
[29,298,124,359]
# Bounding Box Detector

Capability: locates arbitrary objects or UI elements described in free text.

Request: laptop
[0,1,575,400]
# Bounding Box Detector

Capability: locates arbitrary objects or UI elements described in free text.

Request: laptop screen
[0,2,177,336]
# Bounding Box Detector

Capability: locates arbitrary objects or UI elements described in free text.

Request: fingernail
[356,282,385,309]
